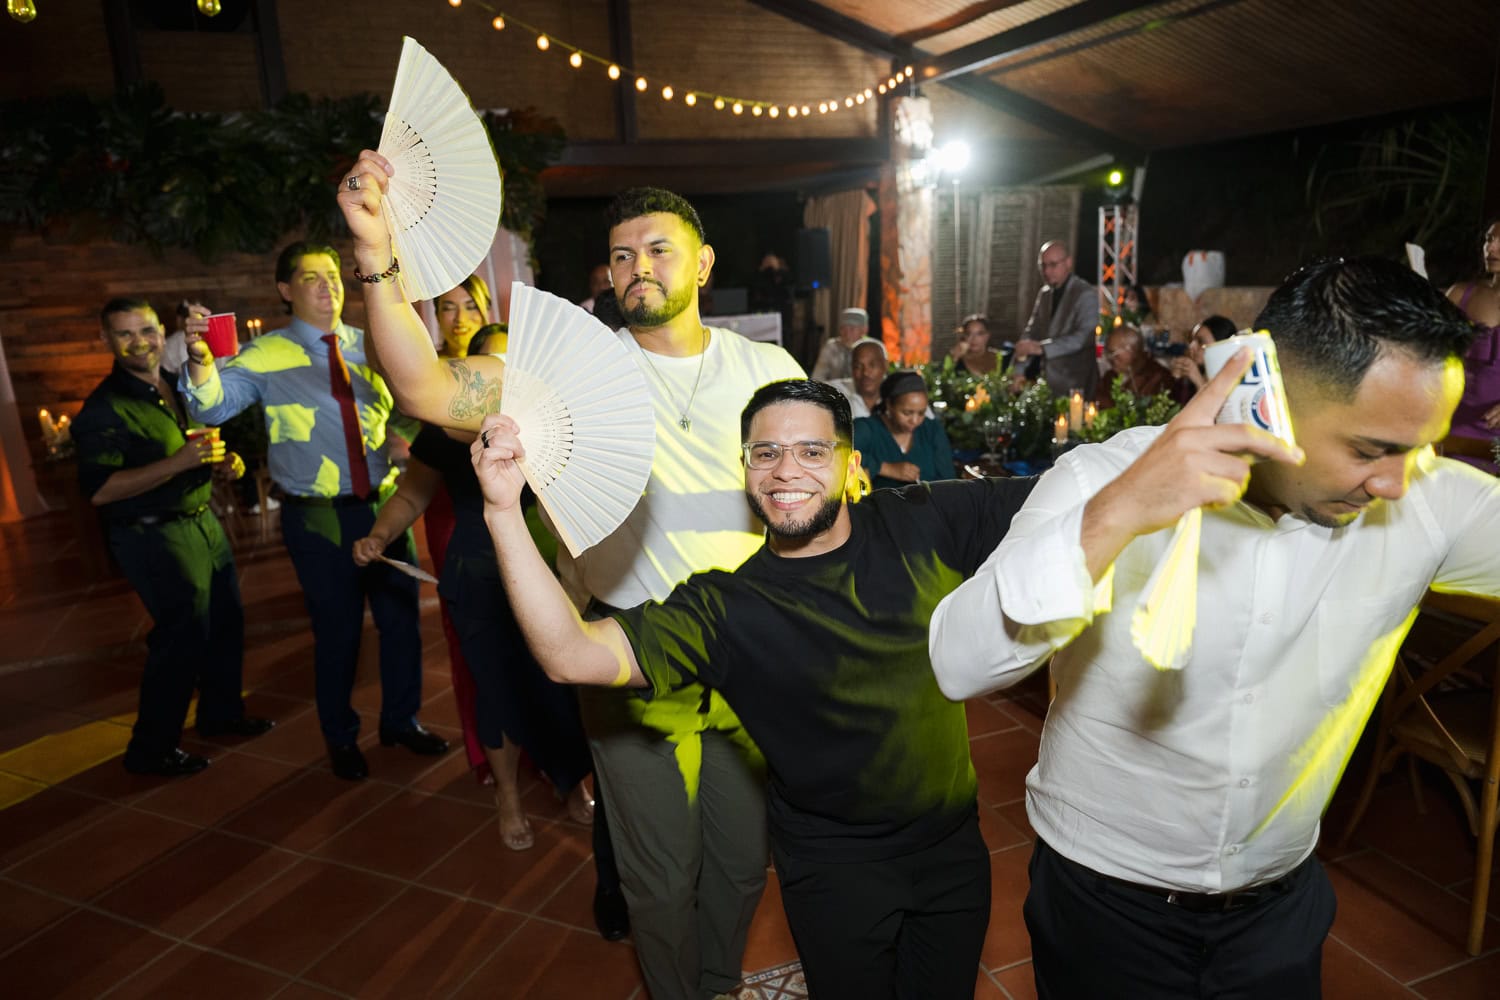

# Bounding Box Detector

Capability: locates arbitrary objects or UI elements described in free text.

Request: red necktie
[322,333,371,498]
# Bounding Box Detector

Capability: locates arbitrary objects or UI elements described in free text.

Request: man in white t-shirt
[337,157,801,1000]
[930,256,1500,999]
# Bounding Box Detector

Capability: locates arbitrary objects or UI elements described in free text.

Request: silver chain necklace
[638,327,708,431]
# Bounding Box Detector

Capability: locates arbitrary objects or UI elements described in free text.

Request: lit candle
[1084,402,1098,428]
[37,408,56,445]
[1069,390,1084,429]
[964,394,979,413]
[1053,413,1069,444]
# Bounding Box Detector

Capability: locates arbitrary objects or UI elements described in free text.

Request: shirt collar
[105,361,174,401]
[283,316,351,349]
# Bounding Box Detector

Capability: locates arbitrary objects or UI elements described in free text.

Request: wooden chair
[1340,591,1500,955]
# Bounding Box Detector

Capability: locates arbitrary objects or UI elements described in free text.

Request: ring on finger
[345,175,361,192]
[481,429,491,449]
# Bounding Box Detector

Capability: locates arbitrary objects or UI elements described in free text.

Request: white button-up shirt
[930,425,1500,893]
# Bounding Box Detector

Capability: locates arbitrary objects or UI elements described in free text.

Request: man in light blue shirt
[181,241,446,780]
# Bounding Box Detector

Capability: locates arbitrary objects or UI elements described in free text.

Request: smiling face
[608,212,712,329]
[276,253,343,329]
[743,401,856,555]
[436,286,484,357]
[101,307,165,379]
[1246,349,1463,527]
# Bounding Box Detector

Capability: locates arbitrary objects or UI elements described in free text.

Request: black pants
[772,809,991,1000]
[1024,838,1336,1000]
[441,555,591,791]
[108,509,245,762]
[280,501,422,746]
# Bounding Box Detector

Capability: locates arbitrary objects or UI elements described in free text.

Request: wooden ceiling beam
[745,0,1137,155]
[923,0,1163,82]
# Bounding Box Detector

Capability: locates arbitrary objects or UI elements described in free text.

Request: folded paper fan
[502,283,656,557]
[378,36,503,302]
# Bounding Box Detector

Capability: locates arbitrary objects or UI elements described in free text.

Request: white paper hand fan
[378,36,503,302]
[502,283,657,557]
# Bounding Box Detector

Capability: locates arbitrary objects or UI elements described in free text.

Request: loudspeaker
[795,227,832,289]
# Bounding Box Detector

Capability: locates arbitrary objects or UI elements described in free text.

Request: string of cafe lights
[447,0,915,120]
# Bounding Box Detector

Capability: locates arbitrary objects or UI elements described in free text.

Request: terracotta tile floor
[0,509,1496,998]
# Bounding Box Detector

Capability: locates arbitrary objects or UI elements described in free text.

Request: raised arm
[929,351,1304,699]
[337,149,504,431]
[472,414,646,688]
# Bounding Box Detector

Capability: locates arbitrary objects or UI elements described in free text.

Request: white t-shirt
[572,325,804,607]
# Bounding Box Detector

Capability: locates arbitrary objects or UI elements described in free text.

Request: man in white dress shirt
[930,256,1500,999]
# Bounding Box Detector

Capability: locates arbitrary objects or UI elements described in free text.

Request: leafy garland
[917,355,1179,463]
[0,83,565,261]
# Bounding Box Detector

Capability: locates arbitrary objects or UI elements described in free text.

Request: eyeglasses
[741,440,840,470]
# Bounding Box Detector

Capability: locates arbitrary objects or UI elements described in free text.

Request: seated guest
[1443,216,1500,473]
[811,307,870,381]
[854,370,955,489]
[1096,325,1173,408]
[948,314,1001,375]
[829,337,887,418]
[1167,314,1238,398]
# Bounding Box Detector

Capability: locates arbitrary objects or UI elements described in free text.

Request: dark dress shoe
[198,715,276,738]
[123,748,210,777]
[378,723,449,755]
[328,744,369,781]
[593,884,630,941]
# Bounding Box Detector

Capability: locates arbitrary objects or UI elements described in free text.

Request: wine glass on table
[981,418,1002,463]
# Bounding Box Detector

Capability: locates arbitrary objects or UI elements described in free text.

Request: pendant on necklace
[679,416,692,432]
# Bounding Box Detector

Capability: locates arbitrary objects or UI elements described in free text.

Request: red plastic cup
[203,313,240,358]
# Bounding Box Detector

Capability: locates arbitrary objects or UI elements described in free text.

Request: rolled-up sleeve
[178,363,260,424]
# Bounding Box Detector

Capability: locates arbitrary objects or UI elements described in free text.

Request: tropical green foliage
[0,83,565,261]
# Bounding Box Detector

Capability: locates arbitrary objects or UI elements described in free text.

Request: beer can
[1202,331,1296,448]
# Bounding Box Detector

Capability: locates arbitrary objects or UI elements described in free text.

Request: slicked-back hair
[275,241,341,285]
[605,187,706,245]
[100,297,157,330]
[1254,256,1476,400]
[741,379,853,445]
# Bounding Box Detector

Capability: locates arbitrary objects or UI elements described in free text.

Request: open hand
[472,414,531,513]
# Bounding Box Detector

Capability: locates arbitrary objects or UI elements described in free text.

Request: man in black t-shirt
[473,378,1034,999]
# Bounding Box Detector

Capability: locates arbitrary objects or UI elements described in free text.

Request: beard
[620,279,695,327]
[744,491,843,540]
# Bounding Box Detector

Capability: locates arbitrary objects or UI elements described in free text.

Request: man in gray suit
[1014,240,1100,396]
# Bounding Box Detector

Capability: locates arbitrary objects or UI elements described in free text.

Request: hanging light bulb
[569,51,582,68]
[7,0,37,22]
[635,76,648,92]
[197,0,222,15]
[491,15,505,30]
[856,94,866,105]
[905,64,914,76]
[844,97,854,108]
[661,85,673,100]
[877,83,887,95]
[800,105,811,116]
[864,88,874,98]
[607,64,621,80]
[751,105,762,117]
[732,102,743,115]
[787,106,798,118]
[713,97,725,110]
[447,0,461,6]
[769,106,780,118]
[817,102,828,114]
[684,93,697,106]
[536,35,550,51]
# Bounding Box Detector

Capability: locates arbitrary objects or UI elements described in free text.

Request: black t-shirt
[613,476,1035,861]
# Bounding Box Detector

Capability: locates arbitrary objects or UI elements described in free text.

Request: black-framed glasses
[741,440,840,470]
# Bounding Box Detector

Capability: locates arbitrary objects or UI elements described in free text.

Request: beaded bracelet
[353,257,401,284]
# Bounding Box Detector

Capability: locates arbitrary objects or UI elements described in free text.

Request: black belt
[118,505,208,527]
[1067,851,1304,914]
[280,493,372,508]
